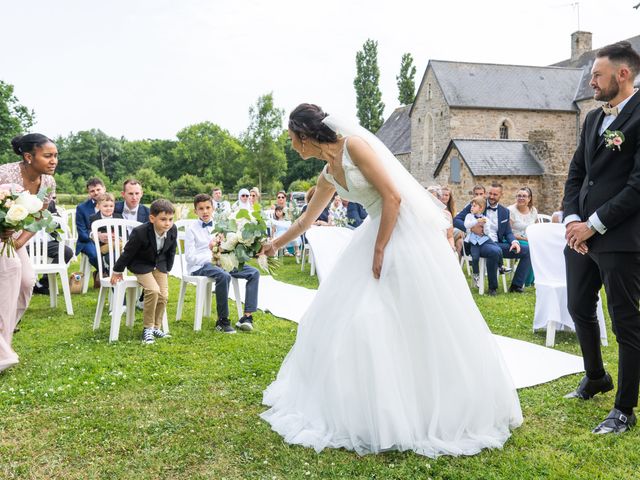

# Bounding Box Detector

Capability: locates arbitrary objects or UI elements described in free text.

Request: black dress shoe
[564,373,614,399]
[508,284,525,293]
[487,288,497,296]
[592,408,636,434]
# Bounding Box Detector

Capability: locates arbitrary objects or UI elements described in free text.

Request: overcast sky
[1,0,638,141]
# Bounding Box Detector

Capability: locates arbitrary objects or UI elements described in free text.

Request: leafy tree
[281,133,323,190]
[354,39,385,132]
[242,93,286,193]
[172,173,206,198]
[396,53,416,105]
[133,167,171,200]
[55,129,123,181]
[0,80,35,164]
[172,122,245,191]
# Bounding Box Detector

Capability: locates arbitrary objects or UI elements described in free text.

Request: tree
[396,53,416,105]
[243,93,286,193]
[0,80,35,164]
[172,122,245,192]
[354,39,385,133]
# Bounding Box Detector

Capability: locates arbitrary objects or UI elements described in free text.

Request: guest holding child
[111,199,176,344]
[464,196,501,287]
[270,205,301,259]
[185,194,260,334]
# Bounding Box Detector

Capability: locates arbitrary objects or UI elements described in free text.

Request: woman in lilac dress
[0,133,57,373]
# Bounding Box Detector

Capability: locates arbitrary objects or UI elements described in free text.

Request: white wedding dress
[261,128,522,457]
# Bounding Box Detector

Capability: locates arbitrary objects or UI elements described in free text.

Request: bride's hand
[260,241,278,257]
[372,248,384,279]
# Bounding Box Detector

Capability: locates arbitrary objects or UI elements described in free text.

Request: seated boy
[89,192,123,274]
[111,199,177,344]
[185,193,259,334]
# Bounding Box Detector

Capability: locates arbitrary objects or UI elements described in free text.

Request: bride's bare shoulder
[344,135,374,160]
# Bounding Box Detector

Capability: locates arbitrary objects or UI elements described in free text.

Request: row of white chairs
[25,217,247,342]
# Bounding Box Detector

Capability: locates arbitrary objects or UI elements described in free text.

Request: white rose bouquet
[0,184,59,257]
[210,204,278,274]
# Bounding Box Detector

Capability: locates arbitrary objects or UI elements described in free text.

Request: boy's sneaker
[215,318,236,334]
[499,265,512,274]
[142,327,155,344]
[472,274,480,288]
[236,315,254,332]
[152,328,171,339]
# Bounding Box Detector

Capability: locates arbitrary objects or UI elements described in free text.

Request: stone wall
[410,66,451,185]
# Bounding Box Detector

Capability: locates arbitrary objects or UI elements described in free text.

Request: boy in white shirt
[185,194,260,333]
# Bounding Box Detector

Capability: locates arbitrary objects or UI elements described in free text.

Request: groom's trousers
[565,247,640,411]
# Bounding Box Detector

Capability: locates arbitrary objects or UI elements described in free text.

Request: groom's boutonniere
[604,129,625,151]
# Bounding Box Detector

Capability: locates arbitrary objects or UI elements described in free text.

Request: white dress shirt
[185,219,215,274]
[122,204,138,222]
[485,206,499,242]
[154,229,167,253]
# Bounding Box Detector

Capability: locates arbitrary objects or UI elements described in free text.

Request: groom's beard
[594,75,620,102]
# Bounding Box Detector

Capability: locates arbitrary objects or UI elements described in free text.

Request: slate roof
[425,60,583,111]
[375,105,411,154]
[434,139,544,177]
[552,34,640,101]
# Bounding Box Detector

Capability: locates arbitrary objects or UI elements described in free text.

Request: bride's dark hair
[288,103,338,143]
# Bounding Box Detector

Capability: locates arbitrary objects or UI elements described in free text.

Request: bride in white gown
[260,103,522,457]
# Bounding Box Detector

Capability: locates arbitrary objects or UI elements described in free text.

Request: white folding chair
[460,242,507,294]
[26,218,74,315]
[527,223,608,347]
[537,213,553,223]
[91,218,169,342]
[174,219,243,330]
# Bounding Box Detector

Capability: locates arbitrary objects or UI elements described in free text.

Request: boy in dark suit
[111,199,177,344]
[89,193,123,273]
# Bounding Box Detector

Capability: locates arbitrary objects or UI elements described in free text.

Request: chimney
[571,31,592,60]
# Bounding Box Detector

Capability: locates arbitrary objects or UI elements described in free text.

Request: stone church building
[376,31,640,213]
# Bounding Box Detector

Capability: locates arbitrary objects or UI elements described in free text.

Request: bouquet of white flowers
[0,184,59,256]
[210,205,278,274]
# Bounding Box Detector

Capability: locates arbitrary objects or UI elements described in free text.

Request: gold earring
[302,142,305,153]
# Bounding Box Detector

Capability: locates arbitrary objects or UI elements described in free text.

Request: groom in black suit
[563,41,640,434]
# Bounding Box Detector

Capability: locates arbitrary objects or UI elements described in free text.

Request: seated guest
[427,186,456,253]
[471,184,486,200]
[111,199,176,344]
[249,187,261,207]
[508,187,537,287]
[463,196,499,286]
[232,188,252,212]
[454,182,531,296]
[270,205,301,258]
[212,187,231,215]
[345,199,368,228]
[89,193,123,274]
[115,178,149,224]
[329,194,347,225]
[76,177,106,276]
[552,203,564,223]
[273,190,293,220]
[301,186,330,225]
[185,194,260,333]
[441,186,463,255]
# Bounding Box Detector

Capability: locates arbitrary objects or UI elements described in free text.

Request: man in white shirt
[185,194,260,334]
[212,188,231,216]
[115,179,150,223]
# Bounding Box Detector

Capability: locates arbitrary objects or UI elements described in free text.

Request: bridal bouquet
[210,205,278,274]
[0,185,59,256]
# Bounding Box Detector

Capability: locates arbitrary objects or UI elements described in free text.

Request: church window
[499,121,509,139]
[450,156,461,184]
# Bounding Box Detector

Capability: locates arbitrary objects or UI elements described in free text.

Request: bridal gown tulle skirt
[261,204,523,457]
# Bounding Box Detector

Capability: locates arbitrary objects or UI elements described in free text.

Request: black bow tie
[486,205,498,211]
[202,221,213,228]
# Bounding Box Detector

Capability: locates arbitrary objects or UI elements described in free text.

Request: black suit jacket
[112,222,177,274]
[114,201,150,223]
[563,90,640,252]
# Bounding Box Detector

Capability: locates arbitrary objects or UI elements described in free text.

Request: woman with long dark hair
[260,104,522,457]
[0,133,57,372]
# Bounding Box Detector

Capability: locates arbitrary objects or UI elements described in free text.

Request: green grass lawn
[0,258,638,479]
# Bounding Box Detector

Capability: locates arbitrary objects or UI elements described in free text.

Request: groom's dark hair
[597,41,640,77]
[289,103,338,143]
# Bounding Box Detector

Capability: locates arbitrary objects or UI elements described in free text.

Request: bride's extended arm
[347,136,401,279]
[267,174,335,253]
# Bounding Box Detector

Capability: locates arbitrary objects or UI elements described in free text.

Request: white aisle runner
[170,255,584,389]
